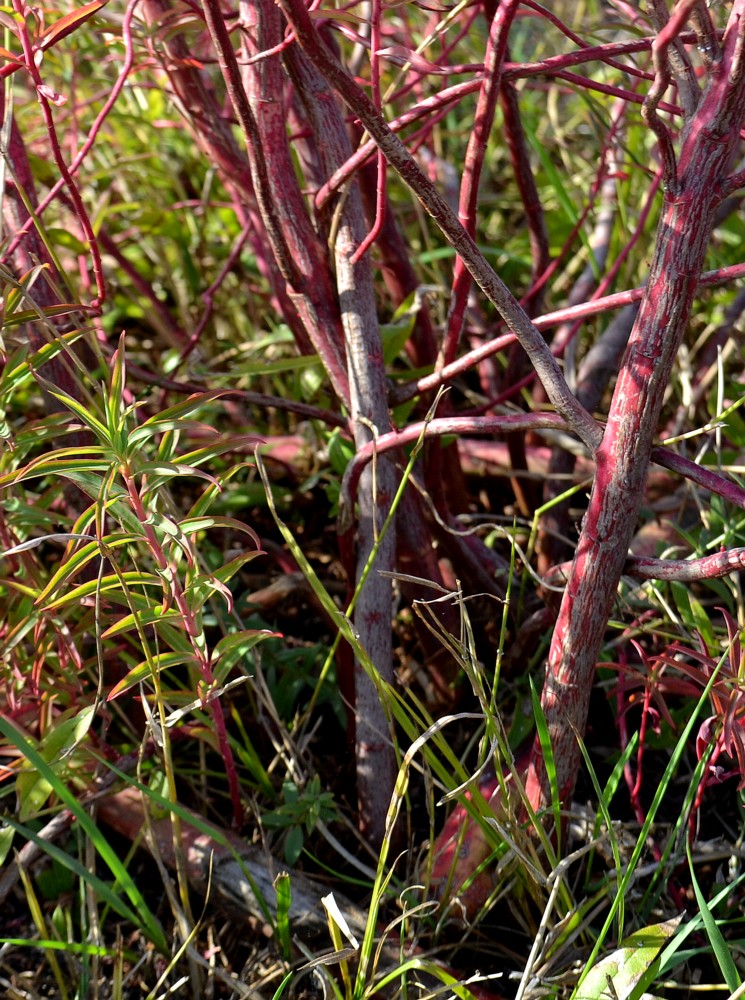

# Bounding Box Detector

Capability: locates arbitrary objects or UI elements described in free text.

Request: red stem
[390,257,745,406]
[276,0,601,453]
[11,0,105,309]
[525,2,745,811]
[440,0,520,368]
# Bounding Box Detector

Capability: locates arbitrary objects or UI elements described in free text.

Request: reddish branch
[627,548,745,581]
[338,413,569,534]
[139,0,316,359]
[525,1,745,811]
[547,547,745,586]
[200,0,350,405]
[314,34,705,209]
[440,0,520,368]
[390,258,745,407]
[275,0,601,455]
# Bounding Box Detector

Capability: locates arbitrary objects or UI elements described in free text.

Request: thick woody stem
[525,2,745,812]
[285,43,398,848]
[201,0,351,405]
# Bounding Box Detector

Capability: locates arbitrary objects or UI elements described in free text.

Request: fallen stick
[96,786,368,942]
[97,786,506,999]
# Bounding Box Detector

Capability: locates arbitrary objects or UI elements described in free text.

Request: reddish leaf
[39,0,108,51]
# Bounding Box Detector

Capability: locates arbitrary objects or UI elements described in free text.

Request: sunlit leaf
[274,872,293,961]
[105,331,127,436]
[40,571,161,609]
[39,0,108,50]
[101,606,188,639]
[107,651,197,701]
[17,706,96,820]
[36,378,112,443]
[576,917,682,1000]
[34,534,139,605]
[178,515,262,551]
[211,629,279,682]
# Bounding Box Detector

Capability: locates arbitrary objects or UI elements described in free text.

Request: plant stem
[525,2,745,810]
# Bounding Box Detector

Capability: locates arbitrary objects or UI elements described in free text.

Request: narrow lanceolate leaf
[10,454,110,486]
[16,706,96,820]
[210,629,279,680]
[575,917,682,1000]
[2,305,85,328]
[273,873,293,962]
[39,0,109,50]
[131,390,229,435]
[687,840,741,991]
[107,651,198,701]
[177,435,264,467]
[0,532,94,558]
[36,378,112,443]
[39,571,162,609]
[140,510,196,564]
[210,550,266,587]
[0,717,168,953]
[137,462,219,484]
[101,607,188,639]
[178,515,262,550]
[34,535,139,606]
[0,330,83,392]
[105,331,127,437]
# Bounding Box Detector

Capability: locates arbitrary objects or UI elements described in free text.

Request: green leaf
[0,937,132,959]
[178,515,261,546]
[687,840,741,991]
[327,428,355,477]
[10,455,111,486]
[135,390,229,430]
[578,917,682,1000]
[40,571,162,610]
[37,380,112,444]
[284,826,304,866]
[3,814,149,933]
[101,606,187,639]
[231,355,320,376]
[0,718,168,952]
[16,706,96,820]
[381,313,415,365]
[670,582,716,647]
[105,332,127,435]
[178,435,263,467]
[137,461,220,494]
[210,629,279,681]
[0,330,82,393]
[529,677,561,842]
[34,534,139,606]
[210,549,266,587]
[107,651,197,701]
[273,872,293,961]
[0,825,14,866]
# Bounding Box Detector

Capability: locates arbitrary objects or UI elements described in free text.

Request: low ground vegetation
[1,1,745,998]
